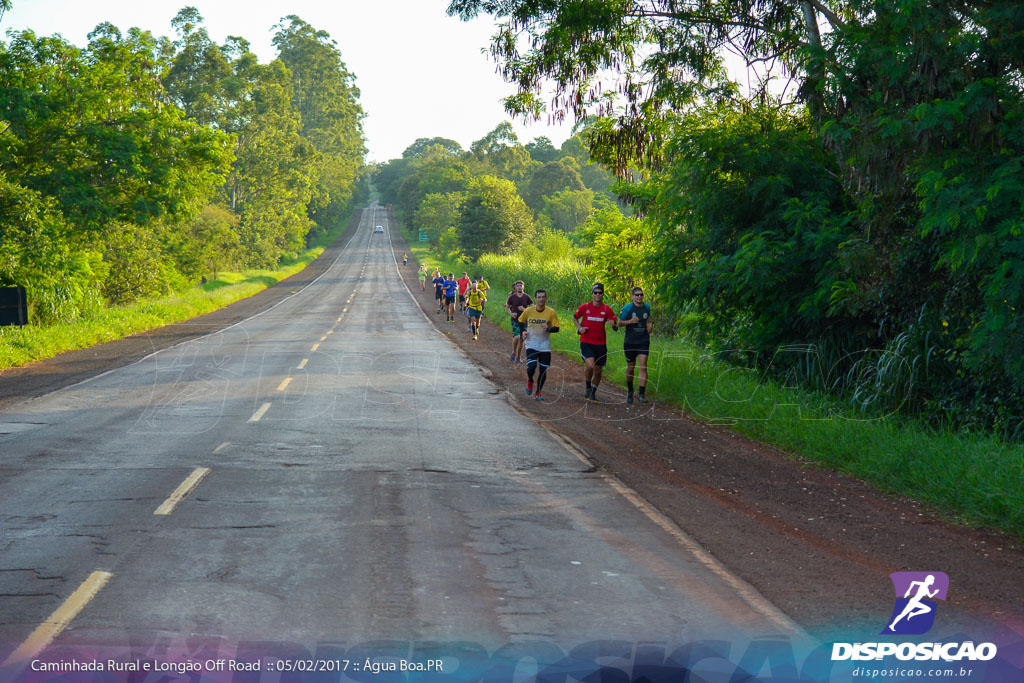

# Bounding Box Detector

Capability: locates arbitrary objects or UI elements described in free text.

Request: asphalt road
[0,204,802,671]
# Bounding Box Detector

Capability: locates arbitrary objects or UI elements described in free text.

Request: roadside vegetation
[379,0,1024,538]
[0,8,367,345]
[403,221,1024,540]
[0,215,351,370]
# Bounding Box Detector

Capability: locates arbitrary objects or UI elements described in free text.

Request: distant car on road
[374,225,384,233]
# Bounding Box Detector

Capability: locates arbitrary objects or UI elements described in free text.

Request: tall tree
[273,15,366,227]
[0,28,233,236]
[524,158,585,213]
[403,137,462,158]
[163,7,233,127]
[224,55,319,266]
[525,136,559,163]
[458,175,535,258]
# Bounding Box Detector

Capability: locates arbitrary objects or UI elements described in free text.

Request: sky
[0,0,575,162]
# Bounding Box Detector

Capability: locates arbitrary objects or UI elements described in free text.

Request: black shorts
[445,295,455,305]
[434,290,443,300]
[580,342,608,367]
[526,348,551,368]
[458,294,466,303]
[624,344,650,363]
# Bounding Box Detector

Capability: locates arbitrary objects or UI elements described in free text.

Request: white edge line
[529,415,807,639]
[38,206,372,397]
[382,210,802,638]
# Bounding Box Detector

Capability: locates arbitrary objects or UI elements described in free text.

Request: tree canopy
[447,0,1024,435]
[0,10,366,321]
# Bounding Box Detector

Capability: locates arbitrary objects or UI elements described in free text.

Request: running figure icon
[888,574,939,632]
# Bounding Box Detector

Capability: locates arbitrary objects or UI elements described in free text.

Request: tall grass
[475,252,594,309]
[402,224,1024,540]
[0,213,352,371]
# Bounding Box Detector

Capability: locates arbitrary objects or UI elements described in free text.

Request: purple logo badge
[882,572,949,635]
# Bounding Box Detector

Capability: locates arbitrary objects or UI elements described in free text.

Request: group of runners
[421,267,490,341]
[418,265,653,404]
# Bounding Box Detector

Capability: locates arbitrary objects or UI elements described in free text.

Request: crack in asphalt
[0,568,65,581]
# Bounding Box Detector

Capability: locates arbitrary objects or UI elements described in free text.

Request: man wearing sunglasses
[574,283,620,403]
[620,287,653,404]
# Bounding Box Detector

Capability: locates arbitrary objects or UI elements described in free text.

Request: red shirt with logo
[457,277,470,296]
[575,302,618,346]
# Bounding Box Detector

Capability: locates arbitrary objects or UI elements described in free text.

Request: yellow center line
[276,377,293,391]
[213,441,230,453]
[297,359,308,369]
[249,402,272,422]
[2,570,113,665]
[154,467,211,515]
[343,307,348,313]
[311,343,320,351]
[326,329,333,335]
[319,335,327,341]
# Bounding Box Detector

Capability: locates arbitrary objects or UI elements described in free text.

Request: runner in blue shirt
[443,273,458,322]
[432,270,446,314]
[619,287,653,404]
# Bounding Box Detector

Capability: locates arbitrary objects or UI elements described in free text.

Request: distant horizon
[0,0,575,162]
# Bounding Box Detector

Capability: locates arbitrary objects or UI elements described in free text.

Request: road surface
[0,204,801,674]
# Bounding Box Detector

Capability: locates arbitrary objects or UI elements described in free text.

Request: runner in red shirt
[456,272,471,312]
[574,282,620,402]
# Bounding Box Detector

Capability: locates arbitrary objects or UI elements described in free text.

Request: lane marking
[319,335,328,341]
[249,402,272,422]
[343,307,348,313]
[311,343,320,351]
[530,420,807,638]
[326,330,333,335]
[154,467,211,515]
[277,377,293,391]
[2,570,113,665]
[59,206,373,394]
[337,316,343,322]
[297,359,308,369]
[213,441,230,453]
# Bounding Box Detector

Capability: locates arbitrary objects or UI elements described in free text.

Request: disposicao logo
[831,571,998,662]
[882,571,949,635]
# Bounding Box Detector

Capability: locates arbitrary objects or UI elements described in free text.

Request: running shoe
[638,394,646,403]
[626,391,634,404]
[534,393,544,401]
[584,387,593,402]
[473,334,478,341]
[509,354,516,362]
[526,381,534,396]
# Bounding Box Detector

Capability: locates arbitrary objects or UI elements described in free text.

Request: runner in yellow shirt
[517,289,560,401]
[466,280,487,341]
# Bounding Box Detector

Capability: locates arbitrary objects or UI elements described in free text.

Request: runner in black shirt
[619,287,653,403]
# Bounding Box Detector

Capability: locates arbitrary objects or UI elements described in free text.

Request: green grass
[0,213,352,371]
[400,222,1024,541]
